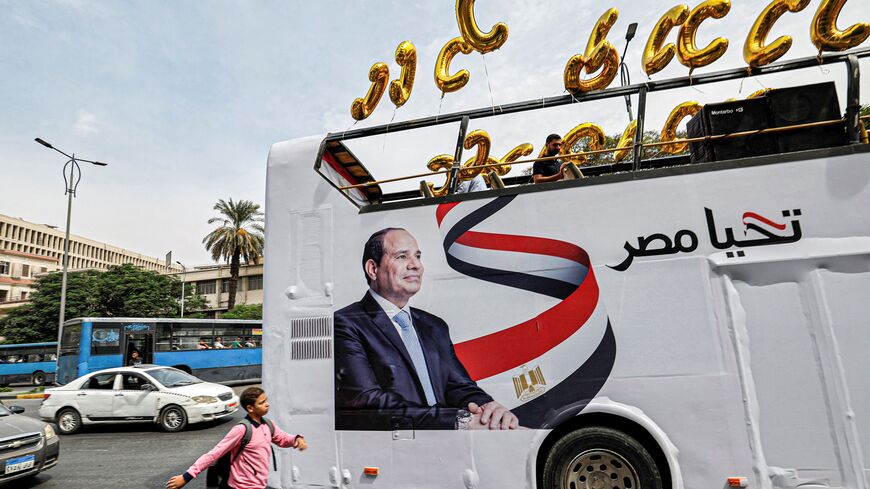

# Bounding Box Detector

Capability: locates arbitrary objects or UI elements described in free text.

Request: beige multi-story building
[0,213,182,315]
[168,262,263,317]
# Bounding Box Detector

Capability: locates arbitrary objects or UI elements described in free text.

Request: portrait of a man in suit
[334,227,519,430]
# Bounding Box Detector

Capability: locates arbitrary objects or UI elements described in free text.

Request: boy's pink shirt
[186,419,301,489]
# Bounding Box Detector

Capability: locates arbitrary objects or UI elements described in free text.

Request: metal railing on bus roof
[322,47,869,200]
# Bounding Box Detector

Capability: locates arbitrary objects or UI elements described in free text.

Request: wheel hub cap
[563,449,639,489]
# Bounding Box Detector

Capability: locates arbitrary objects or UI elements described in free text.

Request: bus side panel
[153,349,262,382]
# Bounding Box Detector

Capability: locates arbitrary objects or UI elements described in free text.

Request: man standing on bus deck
[532,134,569,184]
[334,228,519,430]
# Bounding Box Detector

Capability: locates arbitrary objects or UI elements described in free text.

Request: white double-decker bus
[262,48,869,489]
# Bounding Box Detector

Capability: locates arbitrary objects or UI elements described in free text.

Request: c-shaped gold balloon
[614,120,638,163]
[677,0,731,70]
[564,8,621,93]
[351,62,390,121]
[459,130,492,180]
[660,101,703,154]
[435,37,474,93]
[561,123,607,164]
[455,0,509,54]
[811,0,870,53]
[426,155,457,198]
[643,5,691,76]
[389,41,417,108]
[744,0,811,68]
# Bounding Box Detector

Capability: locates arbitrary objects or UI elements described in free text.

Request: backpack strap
[262,417,278,471]
[231,418,254,463]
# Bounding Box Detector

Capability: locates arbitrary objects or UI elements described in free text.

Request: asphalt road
[5,384,258,489]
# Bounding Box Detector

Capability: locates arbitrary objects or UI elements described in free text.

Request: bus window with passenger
[0,342,57,386]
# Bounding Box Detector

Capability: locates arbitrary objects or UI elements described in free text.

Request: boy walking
[166,387,307,489]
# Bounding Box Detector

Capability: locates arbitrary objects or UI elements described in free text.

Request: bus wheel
[160,405,188,432]
[56,408,82,435]
[32,371,45,386]
[542,426,662,489]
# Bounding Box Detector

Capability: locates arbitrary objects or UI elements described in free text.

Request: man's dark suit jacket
[334,291,493,430]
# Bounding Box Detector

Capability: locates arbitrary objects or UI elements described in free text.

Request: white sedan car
[38,365,239,434]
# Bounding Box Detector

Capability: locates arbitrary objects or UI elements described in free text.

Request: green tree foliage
[0,264,205,343]
[203,199,264,310]
[221,303,262,320]
[861,104,870,117]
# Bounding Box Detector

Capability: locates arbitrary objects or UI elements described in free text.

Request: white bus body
[263,134,869,489]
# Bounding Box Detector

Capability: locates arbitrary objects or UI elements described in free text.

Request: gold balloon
[494,143,534,176]
[562,123,606,164]
[426,155,457,197]
[745,0,810,68]
[643,5,691,76]
[351,62,389,121]
[811,0,870,52]
[565,8,620,93]
[614,120,638,163]
[677,0,731,69]
[661,101,703,154]
[389,41,417,108]
[435,37,474,93]
[460,130,492,180]
[455,0,509,54]
[747,88,772,99]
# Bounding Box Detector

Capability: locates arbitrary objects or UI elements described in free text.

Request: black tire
[32,371,45,386]
[542,426,662,489]
[159,405,188,432]
[56,407,82,435]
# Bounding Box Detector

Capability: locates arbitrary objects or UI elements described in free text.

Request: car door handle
[114,393,124,397]
[77,393,87,397]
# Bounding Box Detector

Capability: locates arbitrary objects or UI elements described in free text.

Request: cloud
[73,111,99,136]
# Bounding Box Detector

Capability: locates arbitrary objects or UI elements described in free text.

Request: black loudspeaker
[687,98,779,163]
[765,81,846,153]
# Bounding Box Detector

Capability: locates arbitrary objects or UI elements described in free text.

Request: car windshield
[0,404,11,416]
[147,368,203,387]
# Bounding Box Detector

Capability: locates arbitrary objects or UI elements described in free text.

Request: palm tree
[203,199,264,311]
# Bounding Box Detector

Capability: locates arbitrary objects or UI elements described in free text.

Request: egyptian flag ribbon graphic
[437,195,616,428]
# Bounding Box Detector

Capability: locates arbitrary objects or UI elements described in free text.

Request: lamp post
[34,138,107,348]
[176,261,187,317]
[620,23,639,122]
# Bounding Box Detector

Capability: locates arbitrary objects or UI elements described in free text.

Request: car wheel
[56,408,82,435]
[32,371,45,386]
[542,426,663,489]
[160,405,188,432]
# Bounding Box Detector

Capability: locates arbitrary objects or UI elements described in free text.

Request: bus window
[170,325,215,351]
[61,324,82,352]
[91,324,121,355]
[156,323,174,351]
[213,324,249,348]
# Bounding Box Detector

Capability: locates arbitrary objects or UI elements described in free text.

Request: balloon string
[481,53,496,112]
[383,108,397,152]
[436,92,445,124]
[341,120,358,141]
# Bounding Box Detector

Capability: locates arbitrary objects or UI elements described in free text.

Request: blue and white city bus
[0,342,57,386]
[56,318,262,385]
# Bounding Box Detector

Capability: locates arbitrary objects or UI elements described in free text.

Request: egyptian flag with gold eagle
[436,195,616,428]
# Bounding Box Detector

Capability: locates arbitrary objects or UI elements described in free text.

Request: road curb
[0,393,44,400]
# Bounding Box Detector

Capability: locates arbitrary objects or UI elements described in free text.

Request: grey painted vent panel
[290,316,332,360]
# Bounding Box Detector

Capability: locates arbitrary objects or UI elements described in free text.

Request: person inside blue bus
[128,350,143,366]
[230,337,243,348]
[244,337,256,348]
[213,337,226,349]
[197,338,212,350]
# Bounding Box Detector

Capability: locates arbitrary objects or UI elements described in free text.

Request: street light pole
[34,138,107,349]
[177,261,187,317]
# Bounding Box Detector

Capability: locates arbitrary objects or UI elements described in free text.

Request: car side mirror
[141,383,157,392]
[8,406,25,414]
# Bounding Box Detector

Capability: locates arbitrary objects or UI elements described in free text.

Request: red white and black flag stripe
[436,196,616,428]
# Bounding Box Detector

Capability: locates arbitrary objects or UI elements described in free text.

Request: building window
[221,278,232,294]
[0,261,8,275]
[197,281,216,295]
[19,292,27,300]
[21,264,30,277]
[248,275,263,290]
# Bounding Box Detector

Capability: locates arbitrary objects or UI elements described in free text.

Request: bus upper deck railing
[319,47,869,203]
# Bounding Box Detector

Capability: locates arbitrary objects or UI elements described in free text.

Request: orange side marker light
[363,467,379,476]
[728,477,748,487]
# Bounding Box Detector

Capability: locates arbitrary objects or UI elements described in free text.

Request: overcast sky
[1,0,867,265]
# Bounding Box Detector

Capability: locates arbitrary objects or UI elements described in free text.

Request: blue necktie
[394,310,437,406]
